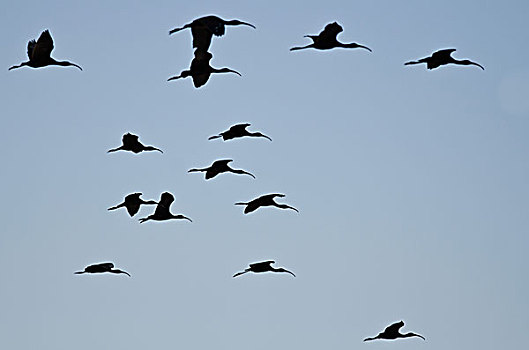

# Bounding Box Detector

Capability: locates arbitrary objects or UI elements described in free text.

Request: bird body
[235,193,298,214]
[74,262,130,277]
[139,192,192,223]
[169,15,256,51]
[290,22,371,52]
[9,30,82,71]
[107,133,163,154]
[405,48,484,70]
[168,50,241,88]
[364,321,425,341]
[233,260,296,277]
[208,123,272,141]
[188,159,255,180]
[108,193,158,217]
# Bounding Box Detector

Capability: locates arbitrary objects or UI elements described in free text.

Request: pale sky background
[1,1,528,349]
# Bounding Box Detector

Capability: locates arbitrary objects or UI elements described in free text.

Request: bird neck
[51,59,82,70]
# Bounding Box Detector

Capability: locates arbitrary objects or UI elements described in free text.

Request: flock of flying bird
[8,13,485,343]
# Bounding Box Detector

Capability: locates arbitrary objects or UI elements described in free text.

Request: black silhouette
[9,30,82,71]
[108,193,158,217]
[364,321,425,342]
[74,262,130,277]
[188,159,255,180]
[233,260,296,278]
[405,49,484,70]
[168,50,241,88]
[208,123,272,141]
[290,22,371,52]
[107,133,163,154]
[139,192,192,223]
[169,15,256,51]
[235,193,298,214]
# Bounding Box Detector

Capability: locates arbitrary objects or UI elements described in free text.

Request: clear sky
[1,1,528,349]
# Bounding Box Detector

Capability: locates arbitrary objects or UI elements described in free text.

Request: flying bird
[168,49,241,88]
[107,133,163,154]
[169,15,256,51]
[233,260,296,278]
[108,193,158,217]
[74,262,130,277]
[139,192,192,223]
[188,159,255,180]
[9,30,82,71]
[235,193,298,214]
[364,321,425,342]
[404,48,484,70]
[208,123,272,141]
[290,22,371,52]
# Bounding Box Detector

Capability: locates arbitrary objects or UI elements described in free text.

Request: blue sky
[1,1,528,349]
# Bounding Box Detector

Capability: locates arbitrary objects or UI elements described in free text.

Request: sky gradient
[1,1,528,349]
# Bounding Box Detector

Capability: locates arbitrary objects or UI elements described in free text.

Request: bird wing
[95,262,114,270]
[122,133,138,144]
[32,30,54,60]
[319,22,343,41]
[230,123,251,133]
[250,261,275,269]
[27,39,37,59]
[126,203,141,217]
[205,167,221,179]
[202,16,226,36]
[191,26,214,51]
[192,73,211,88]
[154,192,174,215]
[432,48,456,60]
[384,321,404,334]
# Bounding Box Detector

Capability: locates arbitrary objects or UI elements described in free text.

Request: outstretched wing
[122,133,138,144]
[31,30,54,60]
[229,123,251,133]
[201,16,226,36]
[431,48,456,60]
[319,22,343,41]
[384,321,404,334]
[191,26,214,51]
[27,39,37,59]
[250,260,275,269]
[154,192,174,215]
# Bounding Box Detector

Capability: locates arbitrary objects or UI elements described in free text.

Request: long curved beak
[241,22,256,29]
[358,44,372,52]
[471,61,485,70]
[227,69,242,76]
[71,63,83,71]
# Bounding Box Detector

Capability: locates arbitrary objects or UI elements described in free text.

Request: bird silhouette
[107,133,163,154]
[9,30,82,71]
[364,321,425,342]
[208,123,272,141]
[74,262,130,277]
[233,260,296,278]
[235,193,298,214]
[290,22,371,52]
[108,193,158,217]
[168,49,241,88]
[139,192,192,223]
[169,15,256,51]
[188,159,255,180]
[405,48,484,70]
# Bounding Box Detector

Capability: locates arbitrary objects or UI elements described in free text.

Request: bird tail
[234,202,248,206]
[290,44,313,51]
[363,337,376,342]
[138,217,150,223]
[208,135,221,140]
[74,271,85,274]
[107,204,123,211]
[404,60,421,66]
